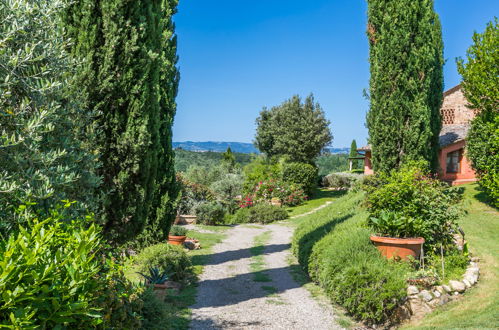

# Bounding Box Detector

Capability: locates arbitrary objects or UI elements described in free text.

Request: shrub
[135,243,192,282]
[322,172,361,189]
[282,162,318,194]
[363,162,463,250]
[138,288,171,329]
[242,158,281,193]
[253,179,307,206]
[232,203,289,224]
[176,173,215,215]
[195,202,226,225]
[292,192,409,325]
[0,203,143,328]
[169,225,187,236]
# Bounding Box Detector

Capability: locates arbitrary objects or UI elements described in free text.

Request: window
[446,149,462,173]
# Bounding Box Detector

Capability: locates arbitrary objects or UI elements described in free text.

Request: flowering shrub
[239,195,254,208]
[251,180,307,206]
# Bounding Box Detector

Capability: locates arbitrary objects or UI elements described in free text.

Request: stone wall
[441,86,477,125]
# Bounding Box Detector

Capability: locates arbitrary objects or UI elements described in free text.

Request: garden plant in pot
[363,162,463,261]
[367,210,425,260]
[168,225,188,245]
[138,267,176,299]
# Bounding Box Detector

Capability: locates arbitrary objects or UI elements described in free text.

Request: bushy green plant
[232,203,289,224]
[210,173,244,214]
[195,202,226,225]
[177,173,214,215]
[322,173,361,189]
[169,225,187,237]
[138,288,171,329]
[242,157,281,193]
[282,162,318,194]
[363,162,463,249]
[135,244,192,282]
[252,179,307,206]
[138,267,173,284]
[0,202,144,328]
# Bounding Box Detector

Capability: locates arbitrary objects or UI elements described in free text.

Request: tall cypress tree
[366,0,443,172]
[349,139,359,170]
[64,0,180,245]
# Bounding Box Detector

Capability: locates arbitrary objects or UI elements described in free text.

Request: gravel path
[189,221,342,329]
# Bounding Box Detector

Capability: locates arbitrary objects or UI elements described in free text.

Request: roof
[357,145,371,151]
[443,84,462,97]
[439,124,469,147]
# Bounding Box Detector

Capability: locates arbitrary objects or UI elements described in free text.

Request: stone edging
[399,258,480,322]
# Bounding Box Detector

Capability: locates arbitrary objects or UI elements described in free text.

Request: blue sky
[173,1,498,148]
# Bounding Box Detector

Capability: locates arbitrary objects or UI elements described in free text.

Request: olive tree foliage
[366,0,444,173]
[255,94,333,164]
[457,18,499,207]
[0,0,100,235]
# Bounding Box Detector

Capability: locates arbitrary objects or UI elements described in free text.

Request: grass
[403,184,499,329]
[286,188,347,217]
[124,228,226,329]
[249,231,272,282]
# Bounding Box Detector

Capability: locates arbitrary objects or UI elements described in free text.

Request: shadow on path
[191,243,290,266]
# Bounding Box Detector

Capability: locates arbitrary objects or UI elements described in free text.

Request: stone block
[407,285,419,295]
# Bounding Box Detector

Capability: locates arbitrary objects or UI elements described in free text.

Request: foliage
[169,225,187,237]
[292,192,408,325]
[135,243,192,282]
[242,157,281,193]
[363,162,463,249]
[0,203,145,328]
[322,173,361,189]
[309,225,409,325]
[184,165,225,187]
[176,174,214,215]
[0,0,100,236]
[282,162,318,194]
[222,147,237,168]
[315,154,349,176]
[210,172,244,214]
[231,204,289,224]
[366,0,444,172]
[195,202,226,225]
[138,267,173,285]
[349,140,360,170]
[138,288,171,330]
[64,0,180,245]
[175,149,253,173]
[457,19,499,207]
[252,180,307,206]
[255,94,333,163]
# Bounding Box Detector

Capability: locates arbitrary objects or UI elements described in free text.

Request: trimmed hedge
[292,191,409,325]
[231,203,289,224]
[282,162,318,194]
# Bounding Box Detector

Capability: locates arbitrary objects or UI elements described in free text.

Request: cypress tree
[349,139,359,170]
[366,0,444,172]
[64,0,180,245]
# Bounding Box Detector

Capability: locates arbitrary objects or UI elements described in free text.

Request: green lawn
[404,184,499,329]
[286,188,347,217]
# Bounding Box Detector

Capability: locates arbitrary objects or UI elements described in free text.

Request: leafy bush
[195,202,226,225]
[135,243,192,282]
[231,203,289,224]
[138,288,171,329]
[210,173,244,214]
[253,179,307,206]
[363,162,463,249]
[292,192,409,325]
[242,158,281,193]
[321,172,361,189]
[176,173,214,215]
[282,162,318,194]
[169,225,187,236]
[0,203,143,328]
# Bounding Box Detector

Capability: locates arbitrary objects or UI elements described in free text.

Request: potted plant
[368,210,425,260]
[138,267,176,298]
[168,225,187,245]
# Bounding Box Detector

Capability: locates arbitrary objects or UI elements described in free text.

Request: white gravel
[189,222,342,329]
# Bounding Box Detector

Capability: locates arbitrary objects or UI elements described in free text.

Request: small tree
[254,94,333,163]
[457,18,499,207]
[349,139,359,170]
[366,0,444,173]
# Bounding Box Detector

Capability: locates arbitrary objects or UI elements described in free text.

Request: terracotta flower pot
[370,236,425,260]
[168,235,186,245]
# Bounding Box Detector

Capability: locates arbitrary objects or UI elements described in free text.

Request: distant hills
[173,141,349,155]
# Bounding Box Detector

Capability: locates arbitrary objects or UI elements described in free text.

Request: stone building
[359,84,478,185]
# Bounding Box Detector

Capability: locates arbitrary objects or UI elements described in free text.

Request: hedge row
[291,191,409,325]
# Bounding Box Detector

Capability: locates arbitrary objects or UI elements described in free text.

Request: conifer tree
[366,0,444,172]
[349,139,359,170]
[64,0,180,245]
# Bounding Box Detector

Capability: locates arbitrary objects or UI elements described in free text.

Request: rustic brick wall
[440,87,477,125]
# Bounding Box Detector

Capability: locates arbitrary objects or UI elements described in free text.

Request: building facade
[360,84,478,185]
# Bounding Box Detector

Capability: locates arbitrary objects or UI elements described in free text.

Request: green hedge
[231,204,289,224]
[292,192,409,325]
[282,162,318,194]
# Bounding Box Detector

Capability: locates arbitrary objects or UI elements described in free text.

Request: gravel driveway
[189,222,342,329]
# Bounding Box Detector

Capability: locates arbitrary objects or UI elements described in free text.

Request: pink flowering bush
[251,179,307,207]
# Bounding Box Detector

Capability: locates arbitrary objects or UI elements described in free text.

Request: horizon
[172,1,498,147]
